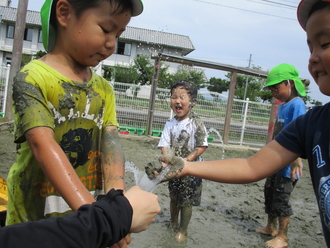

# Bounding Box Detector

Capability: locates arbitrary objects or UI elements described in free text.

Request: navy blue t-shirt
[275,102,330,247]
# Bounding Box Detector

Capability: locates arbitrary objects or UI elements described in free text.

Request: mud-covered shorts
[168,175,202,207]
[264,173,297,217]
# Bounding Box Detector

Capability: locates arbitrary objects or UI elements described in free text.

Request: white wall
[0,0,10,7]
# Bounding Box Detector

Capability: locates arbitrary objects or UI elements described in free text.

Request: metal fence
[0,65,272,148]
[113,82,272,148]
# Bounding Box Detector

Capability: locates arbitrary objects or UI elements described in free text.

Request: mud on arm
[26,127,96,211]
[186,146,207,162]
[101,126,125,193]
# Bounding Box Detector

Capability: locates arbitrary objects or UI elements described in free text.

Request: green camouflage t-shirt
[6,60,118,225]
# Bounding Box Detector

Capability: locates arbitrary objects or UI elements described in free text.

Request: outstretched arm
[0,186,160,248]
[164,140,300,184]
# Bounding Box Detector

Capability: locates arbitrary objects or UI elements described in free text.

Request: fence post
[223,71,237,145]
[239,98,249,145]
[146,53,161,136]
[5,0,29,121]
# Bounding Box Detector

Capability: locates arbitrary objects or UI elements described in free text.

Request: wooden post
[223,71,237,145]
[146,53,161,136]
[4,0,29,121]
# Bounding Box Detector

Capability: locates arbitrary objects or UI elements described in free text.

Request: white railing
[0,65,10,118]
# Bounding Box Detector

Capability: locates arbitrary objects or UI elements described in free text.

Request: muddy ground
[0,122,326,247]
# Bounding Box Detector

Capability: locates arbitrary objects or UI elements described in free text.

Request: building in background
[0,2,195,74]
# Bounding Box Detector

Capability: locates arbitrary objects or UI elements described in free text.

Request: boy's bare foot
[256,226,277,237]
[266,236,288,248]
[170,223,178,232]
[175,231,187,242]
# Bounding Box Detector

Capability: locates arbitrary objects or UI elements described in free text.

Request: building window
[6,25,14,39]
[38,29,42,43]
[24,28,34,41]
[116,42,131,56]
[6,57,11,66]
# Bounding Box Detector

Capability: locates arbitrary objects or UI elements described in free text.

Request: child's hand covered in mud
[160,155,186,182]
[145,155,185,182]
[145,160,164,180]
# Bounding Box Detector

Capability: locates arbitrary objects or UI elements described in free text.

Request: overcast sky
[11,0,328,104]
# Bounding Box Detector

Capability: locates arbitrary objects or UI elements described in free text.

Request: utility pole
[4,0,29,121]
[243,54,252,100]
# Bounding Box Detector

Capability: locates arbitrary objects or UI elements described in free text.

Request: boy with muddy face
[157,80,208,242]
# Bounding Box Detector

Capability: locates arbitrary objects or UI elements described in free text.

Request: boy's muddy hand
[145,160,164,180]
[145,156,185,182]
[159,155,185,182]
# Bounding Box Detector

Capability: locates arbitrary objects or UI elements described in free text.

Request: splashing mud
[125,161,170,192]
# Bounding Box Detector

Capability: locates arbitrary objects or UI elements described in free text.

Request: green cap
[266,63,306,97]
[40,0,144,52]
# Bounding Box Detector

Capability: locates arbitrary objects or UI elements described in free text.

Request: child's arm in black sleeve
[0,189,132,248]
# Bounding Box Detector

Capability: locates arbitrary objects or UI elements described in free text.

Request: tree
[169,65,208,89]
[133,55,154,85]
[234,79,266,102]
[33,50,47,59]
[223,65,270,102]
[258,90,273,103]
[20,54,32,67]
[18,50,47,68]
[156,64,172,89]
[105,55,172,99]
[302,84,312,104]
[132,55,171,87]
[207,77,229,93]
[310,99,323,106]
[103,66,114,81]
[114,64,139,84]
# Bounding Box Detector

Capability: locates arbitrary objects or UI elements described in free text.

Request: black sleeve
[0,189,133,248]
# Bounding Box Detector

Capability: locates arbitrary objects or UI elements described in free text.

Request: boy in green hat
[6,0,160,247]
[255,63,306,248]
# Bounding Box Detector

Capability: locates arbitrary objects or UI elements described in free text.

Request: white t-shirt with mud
[158,116,208,160]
